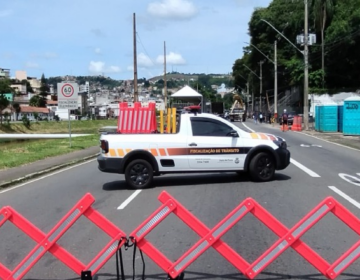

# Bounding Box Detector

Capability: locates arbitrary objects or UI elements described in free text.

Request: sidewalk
[0,146,99,188]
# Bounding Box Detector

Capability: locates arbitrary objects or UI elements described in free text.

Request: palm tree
[311,0,335,87]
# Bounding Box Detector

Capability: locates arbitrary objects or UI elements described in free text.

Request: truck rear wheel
[125,159,153,189]
[249,152,275,182]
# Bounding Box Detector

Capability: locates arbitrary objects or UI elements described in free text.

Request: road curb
[0,153,99,190]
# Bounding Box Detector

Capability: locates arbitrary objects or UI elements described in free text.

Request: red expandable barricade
[129,191,360,279]
[2,191,360,279]
[117,102,157,134]
[0,194,126,280]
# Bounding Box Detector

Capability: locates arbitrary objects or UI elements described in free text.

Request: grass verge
[0,119,117,134]
[0,135,99,170]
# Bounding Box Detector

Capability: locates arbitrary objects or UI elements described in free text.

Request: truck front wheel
[249,152,275,182]
[125,159,154,189]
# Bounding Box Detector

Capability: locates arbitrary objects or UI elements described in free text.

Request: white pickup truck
[98,112,290,189]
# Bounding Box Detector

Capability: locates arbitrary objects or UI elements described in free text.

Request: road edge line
[0,153,99,190]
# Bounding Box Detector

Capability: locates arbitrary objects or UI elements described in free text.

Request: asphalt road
[0,120,360,280]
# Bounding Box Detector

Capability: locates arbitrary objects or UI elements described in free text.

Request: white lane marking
[290,158,321,177]
[117,190,142,210]
[242,123,255,133]
[339,173,360,187]
[311,144,322,147]
[329,186,360,209]
[0,159,97,194]
[293,131,360,152]
[300,144,310,147]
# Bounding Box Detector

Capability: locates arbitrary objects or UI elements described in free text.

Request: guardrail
[0,134,91,139]
[1,191,360,280]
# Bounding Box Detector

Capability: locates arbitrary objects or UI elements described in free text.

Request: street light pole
[261,17,309,130]
[274,40,278,116]
[260,64,262,112]
[304,0,309,130]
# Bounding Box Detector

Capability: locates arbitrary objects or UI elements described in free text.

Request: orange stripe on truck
[150,149,158,156]
[167,148,188,156]
[159,148,167,156]
[117,149,125,157]
[109,149,116,157]
[259,133,268,140]
[250,133,259,139]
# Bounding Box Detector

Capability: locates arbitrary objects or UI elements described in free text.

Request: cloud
[147,0,198,19]
[107,66,121,73]
[127,66,134,71]
[138,53,154,68]
[0,10,13,18]
[95,48,102,54]
[25,62,39,68]
[156,52,186,65]
[91,29,106,38]
[89,61,121,74]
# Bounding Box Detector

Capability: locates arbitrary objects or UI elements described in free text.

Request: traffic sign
[57,82,79,109]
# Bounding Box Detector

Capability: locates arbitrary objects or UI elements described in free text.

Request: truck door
[187,117,246,170]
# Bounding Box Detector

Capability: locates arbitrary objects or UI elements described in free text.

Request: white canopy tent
[170,85,203,111]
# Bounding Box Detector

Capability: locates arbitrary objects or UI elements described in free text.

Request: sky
[0,0,272,80]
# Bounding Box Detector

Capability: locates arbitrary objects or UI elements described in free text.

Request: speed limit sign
[57,82,79,109]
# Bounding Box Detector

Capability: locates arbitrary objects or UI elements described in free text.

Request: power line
[136,33,157,67]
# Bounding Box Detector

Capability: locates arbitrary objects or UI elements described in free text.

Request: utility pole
[274,40,278,116]
[244,41,277,116]
[259,61,264,113]
[243,64,260,114]
[246,82,250,115]
[164,41,167,110]
[303,0,309,130]
[133,13,138,102]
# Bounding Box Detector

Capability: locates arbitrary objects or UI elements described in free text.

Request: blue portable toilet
[315,104,338,132]
[315,105,321,131]
[338,104,344,132]
[343,96,360,136]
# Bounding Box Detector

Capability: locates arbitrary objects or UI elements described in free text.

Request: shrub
[22,115,31,128]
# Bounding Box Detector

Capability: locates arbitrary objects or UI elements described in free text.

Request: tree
[0,94,9,125]
[311,0,335,87]
[12,103,21,121]
[0,79,13,125]
[21,79,34,94]
[235,0,360,95]
[38,73,49,107]
[29,95,41,107]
